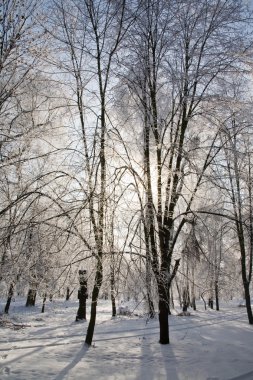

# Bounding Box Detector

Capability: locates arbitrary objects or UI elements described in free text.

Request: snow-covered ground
[0,298,252,380]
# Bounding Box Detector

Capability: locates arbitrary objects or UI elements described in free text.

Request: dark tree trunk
[76,270,88,321]
[143,227,155,319]
[215,280,219,311]
[208,298,214,309]
[111,292,116,318]
[182,288,190,312]
[244,281,253,324]
[85,261,102,345]
[41,293,47,313]
[191,296,196,311]
[229,141,253,324]
[182,304,188,312]
[159,297,169,344]
[4,283,14,314]
[110,268,116,317]
[239,233,253,324]
[66,287,70,301]
[158,258,180,343]
[145,250,155,318]
[191,267,196,310]
[26,289,36,307]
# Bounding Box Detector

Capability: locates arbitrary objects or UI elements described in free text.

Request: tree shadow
[0,345,45,369]
[229,370,253,380]
[139,337,180,380]
[54,344,89,380]
[159,343,180,380]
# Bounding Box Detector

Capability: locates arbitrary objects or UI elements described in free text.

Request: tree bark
[26,288,36,307]
[110,265,117,317]
[208,298,214,309]
[182,288,189,312]
[4,283,14,314]
[41,293,47,313]
[243,281,253,324]
[76,270,88,321]
[215,280,219,311]
[175,277,182,308]
[66,287,70,301]
[159,296,169,344]
[85,260,103,345]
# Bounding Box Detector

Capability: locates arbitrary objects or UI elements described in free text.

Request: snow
[0,298,252,380]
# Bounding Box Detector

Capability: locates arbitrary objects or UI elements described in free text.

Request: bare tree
[219,113,253,324]
[115,0,252,343]
[47,0,136,345]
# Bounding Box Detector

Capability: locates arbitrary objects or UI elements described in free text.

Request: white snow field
[0,298,252,380]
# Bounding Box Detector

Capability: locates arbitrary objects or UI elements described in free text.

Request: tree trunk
[175,277,182,307]
[191,296,196,311]
[147,293,155,318]
[167,291,171,315]
[4,283,14,314]
[110,266,116,317]
[146,264,155,316]
[41,293,47,313]
[143,222,155,318]
[159,297,169,344]
[66,287,70,301]
[208,298,214,309]
[182,288,189,312]
[26,288,36,307]
[76,270,88,321]
[201,293,207,310]
[170,287,174,311]
[239,235,253,324]
[85,261,103,345]
[215,280,219,311]
[244,281,253,324]
[191,266,196,310]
